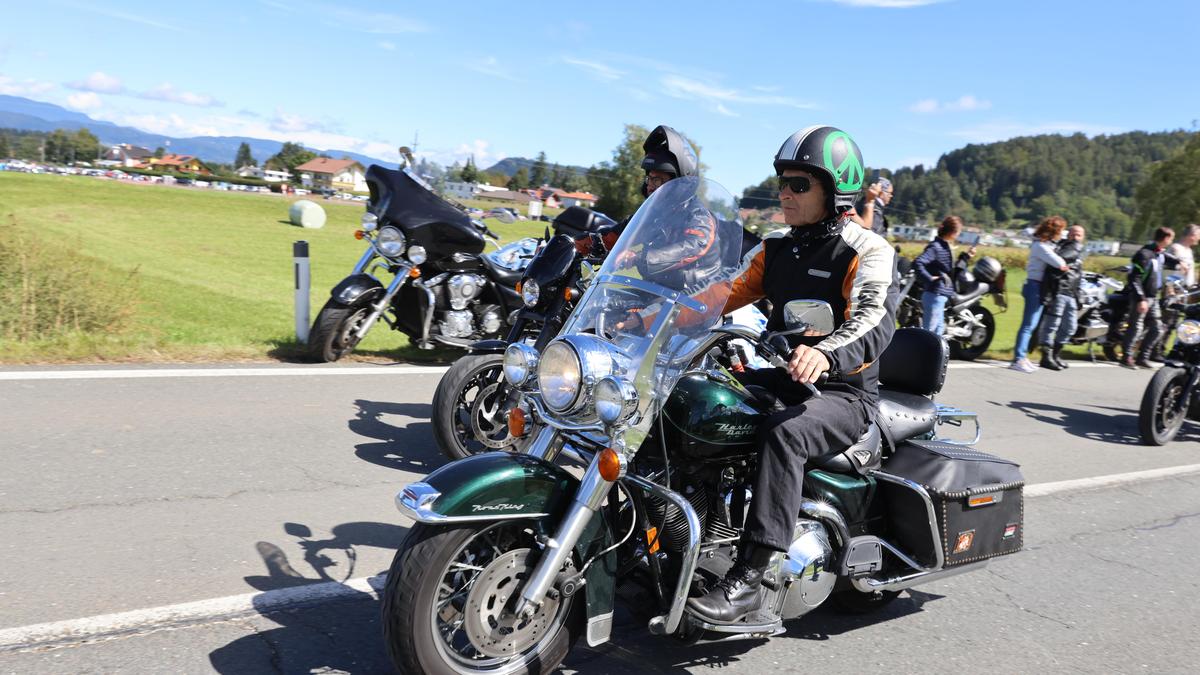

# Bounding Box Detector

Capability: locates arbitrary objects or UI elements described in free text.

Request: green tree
[0,133,9,159]
[460,156,480,183]
[446,161,463,182]
[72,129,100,163]
[506,167,530,191]
[235,142,256,168]
[589,124,651,220]
[550,163,567,187]
[529,151,548,187]
[154,147,165,159]
[16,135,42,161]
[266,142,317,184]
[1134,134,1200,240]
[44,129,71,164]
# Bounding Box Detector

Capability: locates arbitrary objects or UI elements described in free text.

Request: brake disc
[463,549,560,659]
[469,382,513,449]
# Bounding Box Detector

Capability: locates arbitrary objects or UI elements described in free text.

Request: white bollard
[294,241,311,344]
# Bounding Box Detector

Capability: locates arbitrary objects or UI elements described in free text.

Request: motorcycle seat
[479,252,525,288]
[812,423,882,475]
[878,390,937,443]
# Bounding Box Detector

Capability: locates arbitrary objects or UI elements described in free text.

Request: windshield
[554,177,744,441]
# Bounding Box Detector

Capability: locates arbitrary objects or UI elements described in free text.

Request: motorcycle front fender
[395,452,617,644]
[467,339,509,355]
[331,273,384,306]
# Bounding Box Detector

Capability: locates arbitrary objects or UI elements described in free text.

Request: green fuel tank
[660,372,766,462]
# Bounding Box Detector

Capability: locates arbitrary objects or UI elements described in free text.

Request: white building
[236,165,292,183]
[1085,240,1120,255]
[891,224,936,241]
[444,181,506,199]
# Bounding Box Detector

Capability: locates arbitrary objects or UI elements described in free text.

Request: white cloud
[139,83,221,107]
[909,94,992,113]
[270,109,340,135]
[823,0,949,7]
[378,40,396,51]
[66,92,102,111]
[67,71,125,94]
[949,121,1123,143]
[466,56,519,82]
[660,74,817,115]
[563,57,623,82]
[0,74,55,96]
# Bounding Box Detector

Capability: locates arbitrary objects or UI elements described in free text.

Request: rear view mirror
[782,299,835,337]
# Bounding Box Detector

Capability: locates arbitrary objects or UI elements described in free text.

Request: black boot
[1053,344,1069,369]
[686,544,773,624]
[1040,346,1062,371]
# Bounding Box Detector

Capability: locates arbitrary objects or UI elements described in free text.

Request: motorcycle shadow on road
[350,399,445,472]
[1001,400,1151,445]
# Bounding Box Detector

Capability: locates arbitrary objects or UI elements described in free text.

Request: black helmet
[773,125,865,215]
[641,125,699,195]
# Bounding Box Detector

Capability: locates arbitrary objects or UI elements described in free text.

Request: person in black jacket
[912,216,967,336]
[1122,226,1175,368]
[686,125,897,625]
[1038,225,1087,370]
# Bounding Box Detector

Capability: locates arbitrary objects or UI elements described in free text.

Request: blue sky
[2,0,1197,193]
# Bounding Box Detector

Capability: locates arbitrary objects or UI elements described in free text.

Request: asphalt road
[1,360,1198,673]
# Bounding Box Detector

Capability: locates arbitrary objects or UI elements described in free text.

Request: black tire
[949,305,994,361]
[381,522,581,675]
[828,588,901,614]
[1139,366,1189,446]
[432,354,524,461]
[308,299,371,362]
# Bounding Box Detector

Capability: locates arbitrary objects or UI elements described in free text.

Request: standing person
[912,216,966,336]
[1038,224,1087,370]
[1153,224,1200,361]
[1011,216,1069,373]
[853,176,892,237]
[1122,226,1176,368]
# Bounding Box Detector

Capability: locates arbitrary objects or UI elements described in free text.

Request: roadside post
[294,241,311,344]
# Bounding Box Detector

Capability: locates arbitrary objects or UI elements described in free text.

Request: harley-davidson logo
[715,423,756,436]
[471,503,523,512]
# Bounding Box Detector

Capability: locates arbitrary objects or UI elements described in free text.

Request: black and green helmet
[773,125,864,214]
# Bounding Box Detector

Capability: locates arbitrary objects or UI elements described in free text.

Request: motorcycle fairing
[330,273,384,305]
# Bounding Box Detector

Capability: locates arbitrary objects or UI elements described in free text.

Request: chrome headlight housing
[408,245,427,264]
[503,343,539,387]
[595,376,639,425]
[537,336,613,413]
[376,226,405,257]
[521,279,540,307]
[1178,320,1200,345]
[360,212,378,232]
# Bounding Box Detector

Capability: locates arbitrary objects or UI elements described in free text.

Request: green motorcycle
[381,178,1025,674]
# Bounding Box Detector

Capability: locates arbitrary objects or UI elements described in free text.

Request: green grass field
[0,172,1129,363]
[0,173,546,363]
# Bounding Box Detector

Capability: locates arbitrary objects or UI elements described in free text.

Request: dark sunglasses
[778,175,811,194]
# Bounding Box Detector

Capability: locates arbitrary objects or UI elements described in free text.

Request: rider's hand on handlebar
[788,345,831,385]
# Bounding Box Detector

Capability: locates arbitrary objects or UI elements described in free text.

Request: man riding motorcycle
[686,125,898,623]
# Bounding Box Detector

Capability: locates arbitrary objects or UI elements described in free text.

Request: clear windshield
[557,177,744,436]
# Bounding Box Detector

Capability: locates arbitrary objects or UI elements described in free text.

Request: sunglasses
[778,176,812,194]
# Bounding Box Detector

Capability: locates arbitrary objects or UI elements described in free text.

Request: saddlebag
[878,439,1024,567]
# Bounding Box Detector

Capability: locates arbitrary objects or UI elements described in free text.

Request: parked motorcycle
[1101,275,1191,362]
[430,206,615,459]
[1031,270,1124,360]
[309,163,538,362]
[381,177,1024,674]
[1139,295,1200,444]
[897,253,1008,360]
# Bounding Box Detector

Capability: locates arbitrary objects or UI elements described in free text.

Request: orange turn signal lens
[645,526,660,554]
[598,447,623,481]
[354,230,365,240]
[968,495,996,507]
[409,267,421,278]
[564,287,579,301]
[507,408,527,438]
[515,281,523,294]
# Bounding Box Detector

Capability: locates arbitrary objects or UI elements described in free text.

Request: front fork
[1171,366,1200,416]
[351,249,412,342]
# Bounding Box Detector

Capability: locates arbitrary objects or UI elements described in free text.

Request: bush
[0,221,139,341]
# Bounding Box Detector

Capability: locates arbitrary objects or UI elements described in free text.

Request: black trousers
[1123,299,1161,359]
[734,368,873,552]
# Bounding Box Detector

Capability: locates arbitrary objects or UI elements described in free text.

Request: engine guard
[395,452,618,645]
[331,273,384,305]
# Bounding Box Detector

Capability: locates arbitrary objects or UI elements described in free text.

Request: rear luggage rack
[933,403,980,445]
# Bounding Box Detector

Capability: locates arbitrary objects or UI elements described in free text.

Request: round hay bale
[289,200,327,229]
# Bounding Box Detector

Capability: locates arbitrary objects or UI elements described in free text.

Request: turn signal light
[564,287,579,301]
[515,281,523,293]
[967,495,996,507]
[354,230,365,240]
[409,267,421,278]
[598,447,623,481]
[507,408,526,437]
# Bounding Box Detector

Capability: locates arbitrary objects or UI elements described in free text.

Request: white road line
[3,462,1200,654]
[948,360,1119,370]
[0,366,449,381]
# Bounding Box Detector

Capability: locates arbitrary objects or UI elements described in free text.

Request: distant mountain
[485,157,589,177]
[0,94,392,168]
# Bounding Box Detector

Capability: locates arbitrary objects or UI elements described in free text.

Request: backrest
[879,327,949,396]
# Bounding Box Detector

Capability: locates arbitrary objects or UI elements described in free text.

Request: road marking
[3,462,1200,654]
[0,365,450,381]
[948,360,1120,370]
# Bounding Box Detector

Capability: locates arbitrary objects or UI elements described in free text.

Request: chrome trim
[413,278,438,349]
[798,498,850,549]
[504,343,539,387]
[852,560,988,593]
[586,612,614,647]
[526,394,606,433]
[625,473,702,636]
[525,427,562,461]
[353,263,412,341]
[595,273,707,314]
[934,404,982,445]
[688,616,783,635]
[870,470,945,569]
[393,482,550,523]
[350,245,376,275]
[595,376,639,425]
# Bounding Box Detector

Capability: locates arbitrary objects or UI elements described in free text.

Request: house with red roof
[557,191,597,209]
[146,153,211,175]
[294,157,367,193]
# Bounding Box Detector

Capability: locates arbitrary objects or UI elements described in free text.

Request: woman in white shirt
[1011,216,1069,372]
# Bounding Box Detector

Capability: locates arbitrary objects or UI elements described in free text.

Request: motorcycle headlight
[376,226,405,257]
[595,376,638,425]
[1178,320,1200,345]
[504,343,538,387]
[360,212,378,232]
[538,341,582,412]
[522,279,540,307]
[408,245,427,264]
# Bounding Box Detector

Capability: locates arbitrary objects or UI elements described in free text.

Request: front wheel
[381,521,581,675]
[433,354,529,461]
[308,299,371,362]
[949,305,994,361]
[1139,366,1189,446]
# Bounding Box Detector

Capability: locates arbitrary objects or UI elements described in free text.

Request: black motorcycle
[430,206,615,459]
[1139,297,1200,444]
[382,178,1024,674]
[897,253,1007,360]
[309,164,537,362]
[1032,270,1124,360]
[1101,275,1191,362]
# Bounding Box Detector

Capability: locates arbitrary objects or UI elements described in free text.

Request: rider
[687,125,898,624]
[1122,226,1175,368]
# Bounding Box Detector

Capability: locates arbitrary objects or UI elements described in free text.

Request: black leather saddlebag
[879,439,1024,567]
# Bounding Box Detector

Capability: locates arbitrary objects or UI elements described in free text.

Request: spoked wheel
[1139,366,1189,445]
[308,299,371,362]
[433,354,531,461]
[948,306,994,361]
[382,521,580,675]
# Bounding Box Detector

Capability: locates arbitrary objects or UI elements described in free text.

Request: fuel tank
[661,372,765,462]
